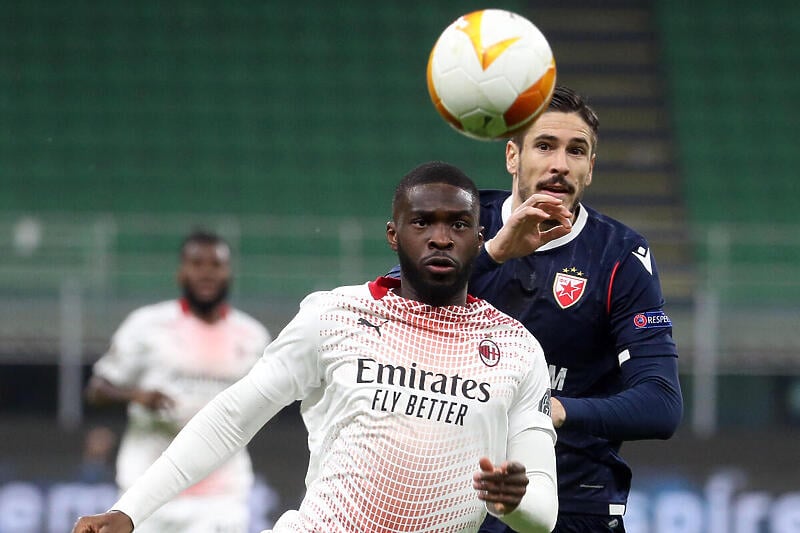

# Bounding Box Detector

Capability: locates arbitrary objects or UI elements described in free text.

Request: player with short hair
[72,161,560,533]
[475,86,684,533]
[84,229,271,533]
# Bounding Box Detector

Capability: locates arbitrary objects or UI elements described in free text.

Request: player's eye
[569,146,587,156]
[452,220,469,230]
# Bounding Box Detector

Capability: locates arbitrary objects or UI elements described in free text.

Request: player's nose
[550,148,569,174]
[428,225,454,249]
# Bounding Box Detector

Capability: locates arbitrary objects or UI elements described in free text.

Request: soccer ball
[426,9,556,141]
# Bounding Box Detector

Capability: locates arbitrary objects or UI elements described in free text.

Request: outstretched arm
[553,355,683,440]
[85,375,175,412]
[73,372,287,532]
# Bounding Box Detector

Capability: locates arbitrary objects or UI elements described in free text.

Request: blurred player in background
[83,229,271,533]
[73,162,559,533]
[475,85,683,533]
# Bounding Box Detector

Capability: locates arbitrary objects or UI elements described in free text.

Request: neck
[396,277,467,307]
[192,308,222,323]
[182,298,226,323]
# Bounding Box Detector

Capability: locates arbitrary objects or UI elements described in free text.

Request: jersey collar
[368,276,479,304]
[178,298,230,319]
[500,195,587,252]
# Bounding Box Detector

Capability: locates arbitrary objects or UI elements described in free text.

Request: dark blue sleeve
[557,355,683,441]
[609,243,678,358]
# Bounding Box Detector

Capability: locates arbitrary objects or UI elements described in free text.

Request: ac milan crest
[478,339,501,367]
[553,271,587,309]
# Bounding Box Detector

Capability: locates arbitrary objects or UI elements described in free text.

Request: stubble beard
[396,246,473,307]
[182,283,229,316]
[516,167,581,231]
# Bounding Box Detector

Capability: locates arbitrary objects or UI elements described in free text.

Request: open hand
[133,389,175,411]
[486,193,573,263]
[472,457,529,515]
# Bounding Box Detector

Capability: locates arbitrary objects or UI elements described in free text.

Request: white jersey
[93,299,270,498]
[113,278,555,532]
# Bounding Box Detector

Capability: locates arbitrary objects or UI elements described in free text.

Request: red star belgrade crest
[553,271,587,309]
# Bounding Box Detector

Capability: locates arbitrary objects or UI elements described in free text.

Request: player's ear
[386,221,399,251]
[505,139,519,174]
[586,153,596,187]
[477,226,485,248]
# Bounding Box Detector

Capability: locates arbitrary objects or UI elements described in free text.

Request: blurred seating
[655,0,800,304]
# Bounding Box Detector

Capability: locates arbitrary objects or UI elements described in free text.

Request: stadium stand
[2,0,798,371]
[526,0,695,304]
[656,0,800,303]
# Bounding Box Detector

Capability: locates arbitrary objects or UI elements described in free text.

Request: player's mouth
[422,256,458,275]
[193,282,222,297]
[537,180,574,200]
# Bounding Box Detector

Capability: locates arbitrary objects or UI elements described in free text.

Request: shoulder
[477,189,510,231]
[121,300,180,329]
[583,205,649,250]
[478,189,510,209]
[298,283,372,311]
[471,299,545,354]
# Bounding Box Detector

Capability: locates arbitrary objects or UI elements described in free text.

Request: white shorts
[134,495,249,533]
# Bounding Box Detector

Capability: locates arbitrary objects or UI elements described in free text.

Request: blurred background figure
[83,230,271,533]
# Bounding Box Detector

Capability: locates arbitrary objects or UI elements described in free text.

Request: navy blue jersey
[472,190,681,523]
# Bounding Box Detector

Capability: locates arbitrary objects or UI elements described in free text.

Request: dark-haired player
[84,230,271,533]
[73,162,559,533]
[476,86,683,533]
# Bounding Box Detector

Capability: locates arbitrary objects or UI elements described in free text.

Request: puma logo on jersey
[358,317,388,336]
[632,246,653,275]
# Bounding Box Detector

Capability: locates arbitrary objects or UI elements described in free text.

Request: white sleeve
[489,334,558,531]
[492,428,558,532]
[111,299,324,526]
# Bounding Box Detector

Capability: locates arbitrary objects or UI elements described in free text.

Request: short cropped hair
[392,161,479,213]
[180,229,229,258]
[512,85,600,153]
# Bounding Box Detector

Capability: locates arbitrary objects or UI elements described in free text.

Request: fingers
[139,390,175,411]
[71,517,97,533]
[478,456,495,473]
[473,458,529,511]
[488,194,573,262]
[502,460,527,475]
[520,192,562,207]
[519,193,570,216]
[512,195,572,230]
[73,511,134,533]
